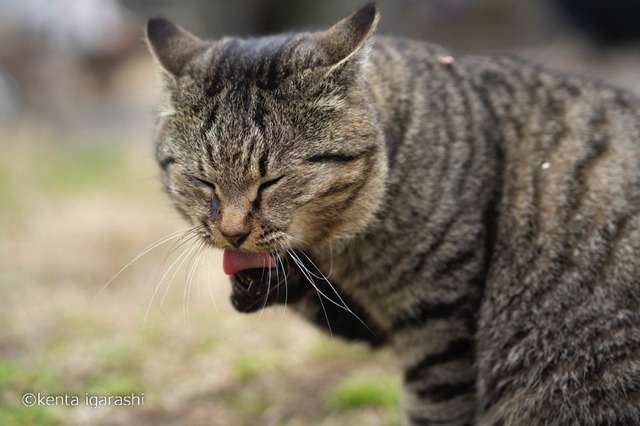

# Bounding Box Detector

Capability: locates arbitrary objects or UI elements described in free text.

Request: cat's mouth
[222,250,277,275]
[223,249,280,313]
[223,249,309,313]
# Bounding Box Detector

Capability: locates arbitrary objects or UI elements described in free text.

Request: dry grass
[0,135,400,425]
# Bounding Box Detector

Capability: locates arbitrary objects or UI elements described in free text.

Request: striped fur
[147,4,640,425]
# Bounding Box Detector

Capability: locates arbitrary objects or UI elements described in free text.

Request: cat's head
[146,3,387,258]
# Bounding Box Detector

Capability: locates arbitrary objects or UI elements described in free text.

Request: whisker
[196,243,204,298]
[183,241,198,327]
[206,248,218,312]
[287,249,375,337]
[184,239,207,328]
[94,227,189,302]
[296,249,335,281]
[152,230,203,310]
[287,250,337,307]
[149,226,205,306]
[195,240,212,299]
[316,290,334,338]
[252,254,274,328]
[287,250,342,307]
[273,252,281,314]
[154,226,205,282]
[192,242,210,305]
[275,252,289,321]
[158,242,199,310]
[285,234,312,247]
[290,250,348,307]
[141,238,199,338]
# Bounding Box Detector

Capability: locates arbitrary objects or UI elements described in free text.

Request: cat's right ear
[146,18,207,78]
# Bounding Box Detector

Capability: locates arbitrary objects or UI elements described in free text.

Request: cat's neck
[309,38,504,287]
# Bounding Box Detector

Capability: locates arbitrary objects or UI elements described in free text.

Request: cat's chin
[229,260,307,313]
[229,268,281,313]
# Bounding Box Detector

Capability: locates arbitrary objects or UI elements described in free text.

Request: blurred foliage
[326,373,400,412]
[29,143,126,197]
[231,351,284,383]
[0,142,125,216]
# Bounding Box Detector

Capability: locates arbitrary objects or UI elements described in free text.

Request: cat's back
[365,35,640,424]
[436,45,640,426]
[365,34,640,266]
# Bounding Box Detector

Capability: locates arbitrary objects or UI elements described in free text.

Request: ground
[2,29,639,426]
[0,138,400,425]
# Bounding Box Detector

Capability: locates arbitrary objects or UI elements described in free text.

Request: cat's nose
[222,231,249,248]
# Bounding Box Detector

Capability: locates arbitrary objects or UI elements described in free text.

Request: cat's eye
[253,176,284,209]
[258,176,284,193]
[191,176,216,190]
[190,176,220,220]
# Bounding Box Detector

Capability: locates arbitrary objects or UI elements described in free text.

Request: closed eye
[306,146,378,164]
[258,175,284,193]
[254,175,284,209]
[191,175,216,190]
[190,176,220,221]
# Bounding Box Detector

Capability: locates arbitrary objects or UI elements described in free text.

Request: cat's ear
[315,2,379,69]
[146,18,207,77]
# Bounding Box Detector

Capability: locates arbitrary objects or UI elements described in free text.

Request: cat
[146,3,640,425]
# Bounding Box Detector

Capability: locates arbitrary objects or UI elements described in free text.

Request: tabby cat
[146,3,640,425]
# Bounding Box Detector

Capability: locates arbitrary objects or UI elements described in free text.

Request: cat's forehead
[209,35,295,62]
[191,34,307,90]
[203,120,299,188]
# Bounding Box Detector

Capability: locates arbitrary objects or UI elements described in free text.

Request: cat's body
[147,4,640,425]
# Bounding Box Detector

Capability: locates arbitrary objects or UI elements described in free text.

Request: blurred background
[1,1,639,425]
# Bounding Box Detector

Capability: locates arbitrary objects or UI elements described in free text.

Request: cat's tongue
[222,250,276,275]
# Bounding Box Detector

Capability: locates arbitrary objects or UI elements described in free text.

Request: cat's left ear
[314,2,379,70]
[146,18,207,78]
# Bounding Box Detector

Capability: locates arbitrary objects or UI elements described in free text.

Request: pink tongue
[222,250,276,275]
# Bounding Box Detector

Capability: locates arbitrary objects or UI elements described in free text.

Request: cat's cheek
[285,216,328,247]
[204,233,228,251]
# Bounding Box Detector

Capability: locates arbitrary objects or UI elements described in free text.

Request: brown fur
[147,4,640,425]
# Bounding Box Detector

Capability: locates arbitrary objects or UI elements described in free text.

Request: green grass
[0,359,18,388]
[2,359,66,399]
[326,373,400,410]
[231,351,284,383]
[0,404,60,426]
[0,358,63,426]
[307,335,372,362]
[88,375,144,397]
[30,142,125,196]
[0,141,154,229]
[222,389,271,417]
